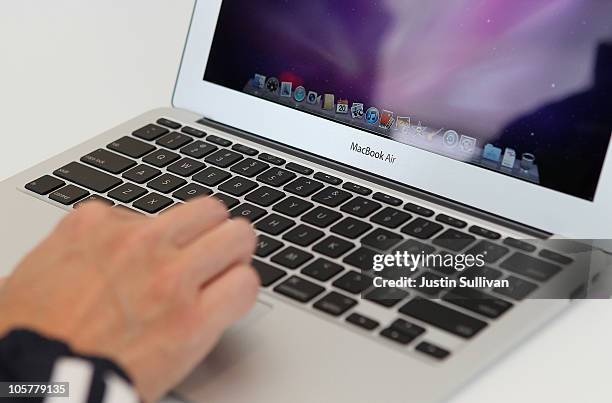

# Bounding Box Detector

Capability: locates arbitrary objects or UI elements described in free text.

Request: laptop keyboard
[23,117,574,362]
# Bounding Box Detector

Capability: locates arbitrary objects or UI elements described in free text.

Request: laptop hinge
[196,117,552,240]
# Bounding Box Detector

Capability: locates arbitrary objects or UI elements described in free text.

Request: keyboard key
[218,177,258,197]
[122,164,161,184]
[503,237,537,253]
[444,288,513,319]
[181,126,207,138]
[193,167,231,187]
[380,328,416,345]
[108,136,155,158]
[273,196,313,217]
[312,187,352,207]
[381,319,425,345]
[466,241,509,264]
[142,149,180,168]
[133,124,168,141]
[156,118,181,129]
[25,175,65,195]
[258,153,285,165]
[132,193,173,214]
[245,186,285,207]
[167,158,206,177]
[500,252,561,282]
[230,158,269,177]
[313,236,355,259]
[180,141,217,159]
[205,149,243,168]
[255,235,284,258]
[458,265,502,281]
[108,183,147,203]
[343,247,377,271]
[362,228,403,251]
[156,132,193,150]
[54,162,122,193]
[342,182,372,196]
[401,218,443,239]
[302,258,343,282]
[74,195,114,209]
[283,224,324,246]
[333,271,372,294]
[284,177,325,197]
[302,206,342,228]
[370,207,411,229]
[255,214,295,235]
[404,202,434,217]
[286,162,314,175]
[373,192,402,206]
[212,193,239,209]
[365,287,409,307]
[232,143,258,156]
[400,298,487,338]
[206,135,232,147]
[173,183,213,202]
[49,185,89,205]
[539,249,573,265]
[340,197,381,218]
[274,276,325,303]
[314,292,357,316]
[346,313,379,330]
[252,259,286,287]
[331,217,372,239]
[390,318,426,338]
[147,173,187,194]
[415,342,450,360]
[436,214,467,229]
[412,272,446,296]
[272,247,314,269]
[393,239,436,256]
[432,229,476,252]
[314,172,342,185]
[257,168,296,187]
[494,276,538,300]
[230,203,266,222]
[81,149,136,174]
[469,225,501,240]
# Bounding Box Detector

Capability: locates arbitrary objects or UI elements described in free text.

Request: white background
[1,2,611,402]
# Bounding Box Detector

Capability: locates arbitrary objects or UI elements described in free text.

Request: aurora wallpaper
[204,0,612,200]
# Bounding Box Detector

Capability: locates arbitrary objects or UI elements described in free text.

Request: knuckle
[205,197,229,219]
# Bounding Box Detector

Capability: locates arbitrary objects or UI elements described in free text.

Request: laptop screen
[203,0,612,201]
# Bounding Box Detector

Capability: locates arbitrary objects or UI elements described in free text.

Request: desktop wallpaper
[204,0,612,201]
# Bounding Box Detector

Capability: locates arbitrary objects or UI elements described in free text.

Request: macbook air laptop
[2,1,612,402]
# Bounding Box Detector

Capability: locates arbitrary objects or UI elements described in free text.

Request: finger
[148,197,228,247]
[0,277,5,288]
[176,218,256,286]
[197,264,260,332]
[111,205,150,221]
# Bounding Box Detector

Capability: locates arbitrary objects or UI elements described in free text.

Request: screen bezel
[173,0,612,238]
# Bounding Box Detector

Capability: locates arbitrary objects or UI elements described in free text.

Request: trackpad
[174,300,272,398]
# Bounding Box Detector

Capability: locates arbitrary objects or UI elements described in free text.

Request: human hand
[0,198,259,402]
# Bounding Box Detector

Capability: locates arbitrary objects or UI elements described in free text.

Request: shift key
[54,162,122,193]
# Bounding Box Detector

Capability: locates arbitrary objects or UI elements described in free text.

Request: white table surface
[1,2,611,402]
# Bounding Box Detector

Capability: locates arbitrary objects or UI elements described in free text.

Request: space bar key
[54,162,123,193]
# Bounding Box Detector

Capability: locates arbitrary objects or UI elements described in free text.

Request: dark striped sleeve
[0,329,138,403]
